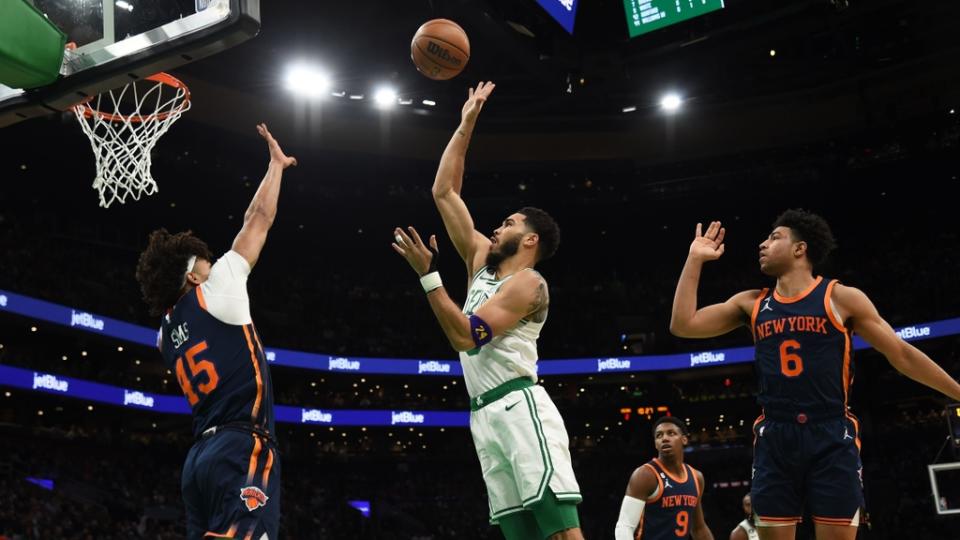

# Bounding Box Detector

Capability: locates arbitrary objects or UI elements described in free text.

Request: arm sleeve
[614,495,646,540]
[200,250,253,325]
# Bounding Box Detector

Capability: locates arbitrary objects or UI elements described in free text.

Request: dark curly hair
[135,229,214,316]
[517,207,560,262]
[653,416,688,437]
[772,209,837,267]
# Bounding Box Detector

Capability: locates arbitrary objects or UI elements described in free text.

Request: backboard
[0,0,259,127]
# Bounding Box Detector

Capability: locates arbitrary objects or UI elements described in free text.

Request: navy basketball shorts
[182,429,281,540]
[750,414,863,527]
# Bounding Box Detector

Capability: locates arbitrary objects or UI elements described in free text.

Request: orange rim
[76,73,191,123]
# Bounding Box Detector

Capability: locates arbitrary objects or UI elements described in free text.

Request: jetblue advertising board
[2,289,957,376]
[0,365,470,427]
[535,0,579,34]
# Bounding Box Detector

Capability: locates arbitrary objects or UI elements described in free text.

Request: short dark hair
[772,209,837,267]
[517,207,560,262]
[653,416,688,437]
[135,229,213,316]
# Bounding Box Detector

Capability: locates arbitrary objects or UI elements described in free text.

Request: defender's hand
[392,226,438,276]
[256,123,297,169]
[461,81,495,125]
[689,221,726,262]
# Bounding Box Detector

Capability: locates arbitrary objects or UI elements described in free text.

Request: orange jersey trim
[773,276,823,304]
[752,413,765,447]
[812,516,857,525]
[823,280,846,332]
[758,516,802,522]
[644,463,665,504]
[654,458,689,484]
[242,325,264,425]
[262,448,275,487]
[750,289,769,341]
[842,331,853,409]
[246,433,262,484]
[195,286,208,311]
[846,412,862,451]
[690,465,703,498]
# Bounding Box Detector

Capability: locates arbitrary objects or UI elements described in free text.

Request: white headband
[182,255,197,287]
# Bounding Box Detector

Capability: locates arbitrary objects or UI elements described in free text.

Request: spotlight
[422,99,436,106]
[660,93,682,112]
[373,87,398,109]
[769,49,776,57]
[285,65,331,98]
[622,105,637,113]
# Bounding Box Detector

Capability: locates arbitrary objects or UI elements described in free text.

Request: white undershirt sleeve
[200,250,253,325]
[614,495,646,540]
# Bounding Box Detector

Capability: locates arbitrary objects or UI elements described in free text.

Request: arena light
[622,105,637,113]
[422,99,436,106]
[373,87,398,109]
[660,93,682,112]
[285,65,331,98]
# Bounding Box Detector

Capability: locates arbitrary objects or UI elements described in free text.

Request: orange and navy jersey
[637,459,702,539]
[159,287,274,438]
[750,277,852,419]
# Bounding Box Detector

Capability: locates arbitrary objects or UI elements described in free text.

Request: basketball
[410,19,470,80]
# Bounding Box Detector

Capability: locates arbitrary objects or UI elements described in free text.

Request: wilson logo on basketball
[240,486,269,511]
[426,41,462,65]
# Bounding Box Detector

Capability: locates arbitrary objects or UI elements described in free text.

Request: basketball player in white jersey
[391,81,583,540]
[731,494,760,540]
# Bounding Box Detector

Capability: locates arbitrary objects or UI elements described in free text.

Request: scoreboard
[623,0,725,38]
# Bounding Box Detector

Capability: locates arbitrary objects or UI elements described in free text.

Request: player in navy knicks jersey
[615,417,714,540]
[135,124,296,540]
[670,209,960,540]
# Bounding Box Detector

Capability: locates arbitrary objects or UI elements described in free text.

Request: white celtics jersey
[738,519,760,540]
[459,266,544,397]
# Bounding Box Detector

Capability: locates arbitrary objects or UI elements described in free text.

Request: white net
[73,74,191,208]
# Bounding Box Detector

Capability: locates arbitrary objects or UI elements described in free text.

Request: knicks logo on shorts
[240,486,269,511]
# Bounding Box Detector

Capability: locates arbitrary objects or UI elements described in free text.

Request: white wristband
[420,272,443,293]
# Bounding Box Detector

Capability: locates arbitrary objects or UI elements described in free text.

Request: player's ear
[794,241,807,258]
[185,272,202,286]
[681,434,689,446]
[524,232,539,248]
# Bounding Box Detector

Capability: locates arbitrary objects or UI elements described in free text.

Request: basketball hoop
[73,73,191,208]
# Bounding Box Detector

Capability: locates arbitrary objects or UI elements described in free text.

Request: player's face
[743,494,752,516]
[654,423,686,458]
[758,226,802,276]
[486,213,531,267]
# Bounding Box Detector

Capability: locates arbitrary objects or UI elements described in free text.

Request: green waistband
[470,378,534,411]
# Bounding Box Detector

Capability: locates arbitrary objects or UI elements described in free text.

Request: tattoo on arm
[528,280,549,323]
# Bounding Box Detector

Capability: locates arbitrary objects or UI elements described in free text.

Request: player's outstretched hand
[392,226,438,276]
[689,221,726,262]
[461,81,495,125]
[256,123,297,169]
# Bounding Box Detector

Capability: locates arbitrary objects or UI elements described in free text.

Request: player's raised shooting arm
[834,284,960,401]
[691,470,715,540]
[615,465,658,540]
[671,221,753,338]
[432,82,495,272]
[231,124,297,268]
[670,288,758,339]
